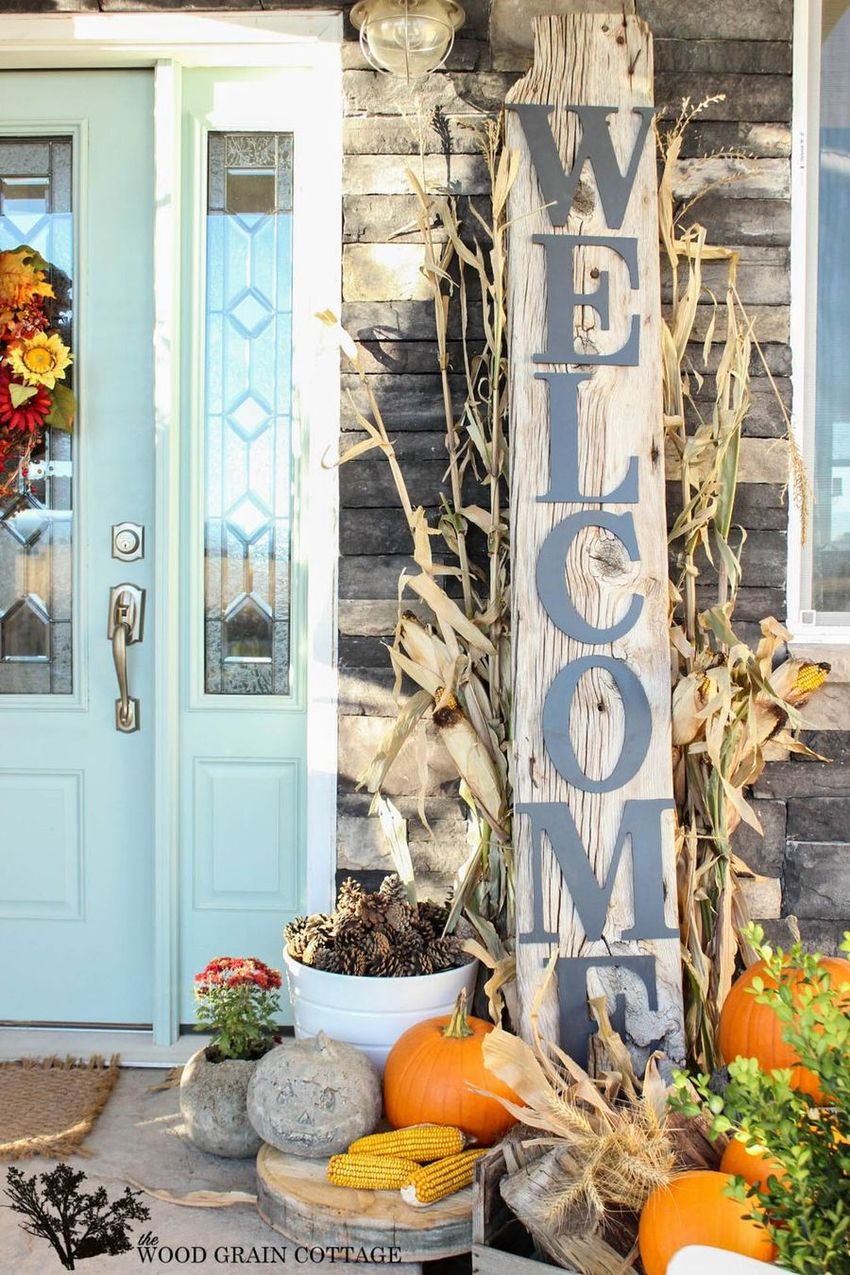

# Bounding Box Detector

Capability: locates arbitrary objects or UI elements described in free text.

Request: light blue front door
[0,71,156,1024]
[0,64,319,1033]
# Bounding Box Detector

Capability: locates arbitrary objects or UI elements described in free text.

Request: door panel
[0,72,155,1024]
[178,72,309,1022]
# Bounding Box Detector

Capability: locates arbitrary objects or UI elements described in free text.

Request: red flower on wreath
[0,365,51,437]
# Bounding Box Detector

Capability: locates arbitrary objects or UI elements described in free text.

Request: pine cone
[336,877,365,917]
[284,915,310,958]
[335,919,370,954]
[306,914,335,944]
[312,946,343,973]
[392,927,426,973]
[428,936,463,972]
[302,937,331,967]
[333,912,364,940]
[384,899,413,933]
[336,943,370,976]
[378,876,413,931]
[354,892,387,931]
[379,874,407,904]
[417,900,450,941]
[384,948,417,977]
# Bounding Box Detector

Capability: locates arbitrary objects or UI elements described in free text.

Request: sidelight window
[203,132,294,695]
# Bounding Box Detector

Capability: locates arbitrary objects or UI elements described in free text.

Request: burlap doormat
[0,1055,120,1159]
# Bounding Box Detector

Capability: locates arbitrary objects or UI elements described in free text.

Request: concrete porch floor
[0,1068,472,1273]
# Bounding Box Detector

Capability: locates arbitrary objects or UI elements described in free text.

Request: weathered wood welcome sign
[507,11,685,1063]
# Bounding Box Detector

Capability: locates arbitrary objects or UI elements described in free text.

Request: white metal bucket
[283,949,479,1074]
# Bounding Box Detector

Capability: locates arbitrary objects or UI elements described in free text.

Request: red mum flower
[0,366,51,436]
[193,954,282,995]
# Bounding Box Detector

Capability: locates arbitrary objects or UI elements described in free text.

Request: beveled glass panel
[0,137,73,693]
[204,133,293,695]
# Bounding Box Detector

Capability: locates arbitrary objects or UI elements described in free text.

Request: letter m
[517,799,677,942]
[507,104,655,229]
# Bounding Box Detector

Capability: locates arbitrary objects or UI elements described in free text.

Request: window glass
[813,2,850,615]
[0,137,73,693]
[203,132,294,695]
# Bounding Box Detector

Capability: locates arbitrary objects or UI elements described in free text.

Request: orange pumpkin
[718,955,850,1100]
[383,990,519,1144]
[639,1171,775,1275]
[720,1137,787,1191]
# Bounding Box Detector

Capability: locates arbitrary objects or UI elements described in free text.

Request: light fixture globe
[351,0,465,79]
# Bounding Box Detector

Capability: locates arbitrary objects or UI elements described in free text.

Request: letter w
[507,104,655,229]
[517,798,677,942]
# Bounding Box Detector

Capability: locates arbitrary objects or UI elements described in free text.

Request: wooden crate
[471,1147,578,1275]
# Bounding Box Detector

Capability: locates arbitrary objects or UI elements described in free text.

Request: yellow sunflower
[7,332,72,390]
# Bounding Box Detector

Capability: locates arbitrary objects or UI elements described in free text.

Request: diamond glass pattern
[204,133,294,696]
[0,138,73,694]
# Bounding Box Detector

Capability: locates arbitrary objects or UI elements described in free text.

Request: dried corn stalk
[660,100,830,1070]
[324,115,514,963]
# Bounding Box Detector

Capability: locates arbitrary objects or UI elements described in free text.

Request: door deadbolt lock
[112,522,144,562]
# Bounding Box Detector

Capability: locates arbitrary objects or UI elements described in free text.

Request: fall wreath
[0,245,75,499]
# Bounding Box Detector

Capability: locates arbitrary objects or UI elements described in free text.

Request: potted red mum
[179,956,282,1158]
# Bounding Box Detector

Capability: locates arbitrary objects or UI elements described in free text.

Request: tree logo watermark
[4,1162,150,1270]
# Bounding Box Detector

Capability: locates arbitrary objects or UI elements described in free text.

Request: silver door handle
[108,584,145,733]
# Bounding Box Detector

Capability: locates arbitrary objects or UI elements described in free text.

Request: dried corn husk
[661,100,828,1069]
[325,114,513,959]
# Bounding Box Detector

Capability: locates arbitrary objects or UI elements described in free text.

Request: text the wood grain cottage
[507,14,685,1065]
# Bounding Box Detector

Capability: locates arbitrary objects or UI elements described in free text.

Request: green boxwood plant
[672,927,850,1274]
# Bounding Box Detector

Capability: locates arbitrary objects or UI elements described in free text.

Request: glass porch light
[350,0,466,79]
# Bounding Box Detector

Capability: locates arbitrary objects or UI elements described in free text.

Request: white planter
[283,949,478,1074]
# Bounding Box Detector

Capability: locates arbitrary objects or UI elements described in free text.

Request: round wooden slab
[256,1144,474,1262]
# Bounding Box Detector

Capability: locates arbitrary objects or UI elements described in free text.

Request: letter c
[537,511,643,643]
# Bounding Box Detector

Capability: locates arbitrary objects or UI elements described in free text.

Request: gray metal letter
[542,656,651,792]
[532,234,640,365]
[555,953,659,1066]
[517,799,678,942]
[507,104,656,230]
[536,512,643,643]
[536,371,639,504]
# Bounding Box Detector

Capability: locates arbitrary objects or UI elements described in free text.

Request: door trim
[0,14,342,1045]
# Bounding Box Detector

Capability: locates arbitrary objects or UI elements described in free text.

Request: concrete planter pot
[179,1047,263,1159]
[283,947,478,1074]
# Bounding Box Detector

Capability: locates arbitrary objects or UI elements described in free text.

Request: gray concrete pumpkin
[179,1048,262,1159]
[246,1032,381,1157]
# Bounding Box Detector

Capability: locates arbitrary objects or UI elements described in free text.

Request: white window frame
[0,12,341,1059]
[789,0,850,661]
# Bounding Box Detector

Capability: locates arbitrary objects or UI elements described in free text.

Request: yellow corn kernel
[400,1148,488,1206]
[795,662,829,695]
[326,1153,417,1191]
[348,1124,467,1162]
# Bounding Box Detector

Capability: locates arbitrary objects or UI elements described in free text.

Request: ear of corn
[326,1154,418,1191]
[794,661,830,698]
[400,1148,488,1207]
[348,1124,467,1162]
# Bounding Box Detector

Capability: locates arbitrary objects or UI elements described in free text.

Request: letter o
[542,655,651,791]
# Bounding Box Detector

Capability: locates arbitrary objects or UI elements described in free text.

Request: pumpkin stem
[443,990,475,1039]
